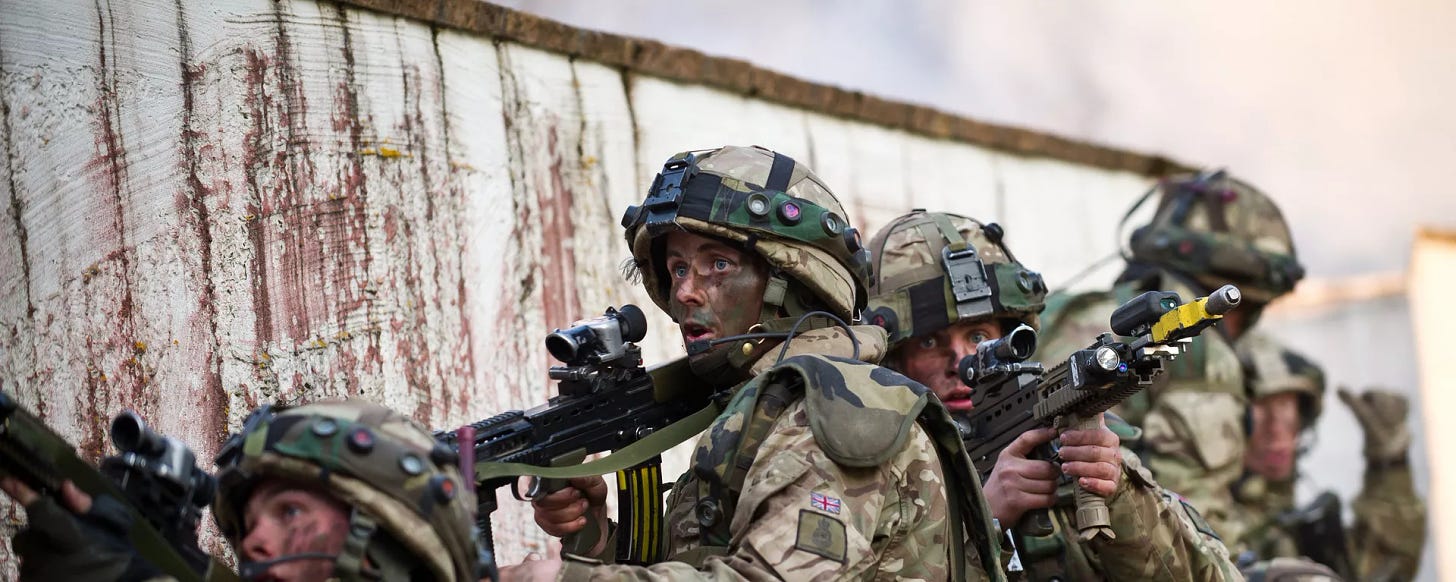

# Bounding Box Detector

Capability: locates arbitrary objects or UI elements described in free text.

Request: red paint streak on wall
[77,1,147,459]
[537,123,580,336]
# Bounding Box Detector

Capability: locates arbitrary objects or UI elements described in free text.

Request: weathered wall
[1410,230,1456,582]
[0,0,1172,569]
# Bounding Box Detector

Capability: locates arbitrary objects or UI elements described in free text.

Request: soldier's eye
[671,264,689,278]
[713,258,731,271]
[918,337,937,349]
[970,331,990,344]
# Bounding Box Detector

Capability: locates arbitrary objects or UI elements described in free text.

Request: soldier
[502,146,1005,581]
[865,209,1240,581]
[2,399,486,581]
[1233,335,1426,581]
[1036,171,1303,545]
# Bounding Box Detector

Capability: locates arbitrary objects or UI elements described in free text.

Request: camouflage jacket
[1037,272,1248,545]
[560,326,1003,581]
[1229,334,1426,581]
[996,416,1239,582]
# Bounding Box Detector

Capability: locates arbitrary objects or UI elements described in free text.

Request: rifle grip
[1067,413,1116,542]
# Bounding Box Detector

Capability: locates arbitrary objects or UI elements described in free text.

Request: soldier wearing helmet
[211,400,485,581]
[1232,337,1426,580]
[505,146,1005,581]
[867,209,1240,581]
[1040,172,1427,579]
[0,399,487,581]
[1036,171,1299,548]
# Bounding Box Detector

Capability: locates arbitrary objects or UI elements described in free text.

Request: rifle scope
[546,304,649,366]
[108,411,217,507]
[957,324,1037,386]
[111,411,167,455]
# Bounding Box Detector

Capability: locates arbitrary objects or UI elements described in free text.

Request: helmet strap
[333,509,380,581]
[760,273,789,323]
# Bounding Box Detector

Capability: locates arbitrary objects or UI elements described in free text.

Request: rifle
[1275,491,1356,580]
[437,304,716,576]
[0,390,235,581]
[957,284,1242,542]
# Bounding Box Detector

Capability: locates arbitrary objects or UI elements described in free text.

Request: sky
[495,0,1456,280]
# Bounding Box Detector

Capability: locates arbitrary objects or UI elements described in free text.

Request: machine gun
[0,391,234,581]
[438,305,714,576]
[957,284,1242,542]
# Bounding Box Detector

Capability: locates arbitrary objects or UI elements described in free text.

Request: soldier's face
[1245,392,1302,481]
[894,319,1004,413]
[664,231,770,348]
[240,479,352,581]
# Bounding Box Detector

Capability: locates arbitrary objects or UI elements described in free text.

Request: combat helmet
[1240,334,1325,427]
[621,145,871,324]
[865,210,1047,348]
[1127,170,1305,303]
[213,400,481,581]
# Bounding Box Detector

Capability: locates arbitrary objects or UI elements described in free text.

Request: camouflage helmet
[865,210,1047,348]
[621,146,871,322]
[1238,333,1325,427]
[1128,170,1305,303]
[213,400,480,581]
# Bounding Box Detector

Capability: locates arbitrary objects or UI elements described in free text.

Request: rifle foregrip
[1067,414,1116,542]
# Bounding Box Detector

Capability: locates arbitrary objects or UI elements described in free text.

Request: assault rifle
[0,390,234,581]
[438,305,713,576]
[957,284,1242,542]
[1276,491,1356,580]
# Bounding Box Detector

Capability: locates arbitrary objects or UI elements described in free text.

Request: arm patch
[795,509,848,563]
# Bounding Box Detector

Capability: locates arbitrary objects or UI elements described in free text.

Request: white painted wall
[0,0,1154,573]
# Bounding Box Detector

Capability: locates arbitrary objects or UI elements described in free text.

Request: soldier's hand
[531,476,609,551]
[984,427,1060,525]
[1338,386,1412,463]
[0,478,154,580]
[0,478,93,513]
[495,555,562,582]
[1058,415,1123,497]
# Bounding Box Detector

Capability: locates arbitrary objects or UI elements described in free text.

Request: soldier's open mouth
[942,386,974,411]
[682,323,716,343]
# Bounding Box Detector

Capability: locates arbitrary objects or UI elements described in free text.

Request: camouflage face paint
[891,318,1006,414]
[662,231,770,349]
[241,479,352,581]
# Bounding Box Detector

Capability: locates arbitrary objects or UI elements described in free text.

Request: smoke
[496,0,1456,278]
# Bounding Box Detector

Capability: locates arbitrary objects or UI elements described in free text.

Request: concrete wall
[0,0,1184,571]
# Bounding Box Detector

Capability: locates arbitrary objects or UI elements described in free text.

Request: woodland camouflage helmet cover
[1128,171,1305,303]
[621,145,871,321]
[866,210,1047,348]
[213,400,480,581]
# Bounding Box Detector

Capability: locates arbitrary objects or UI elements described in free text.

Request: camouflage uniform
[866,210,1238,581]
[559,146,1004,580]
[1038,172,1305,549]
[1231,334,1426,581]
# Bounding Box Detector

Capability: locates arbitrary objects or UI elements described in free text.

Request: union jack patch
[810,492,841,514]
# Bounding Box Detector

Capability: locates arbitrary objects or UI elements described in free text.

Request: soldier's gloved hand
[1058,414,1124,497]
[984,427,1060,525]
[531,476,610,554]
[0,477,161,581]
[1338,386,1412,463]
